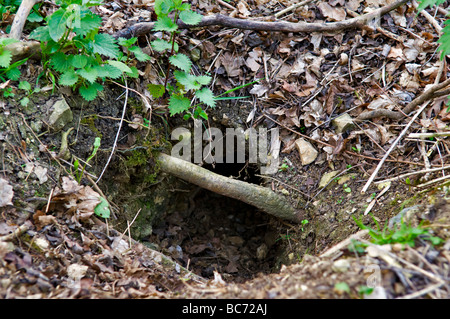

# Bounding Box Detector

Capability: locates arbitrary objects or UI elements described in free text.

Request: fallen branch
[9,0,38,40]
[157,153,302,223]
[113,0,409,38]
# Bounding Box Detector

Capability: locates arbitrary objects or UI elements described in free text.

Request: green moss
[80,115,102,138]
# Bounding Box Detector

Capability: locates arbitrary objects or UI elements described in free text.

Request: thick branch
[114,0,409,38]
[157,153,302,223]
[9,0,38,40]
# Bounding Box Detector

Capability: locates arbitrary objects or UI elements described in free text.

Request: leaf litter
[1,0,450,299]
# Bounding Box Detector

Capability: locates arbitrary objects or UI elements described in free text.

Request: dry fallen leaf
[0,178,13,207]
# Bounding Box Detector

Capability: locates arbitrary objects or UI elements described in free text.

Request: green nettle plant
[0,38,27,82]
[29,0,150,101]
[148,0,215,120]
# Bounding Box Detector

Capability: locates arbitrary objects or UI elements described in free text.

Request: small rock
[332,113,354,134]
[295,138,318,165]
[332,259,350,273]
[319,170,339,188]
[256,243,268,260]
[48,98,73,131]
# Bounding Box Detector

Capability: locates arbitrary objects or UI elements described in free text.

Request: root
[157,153,302,223]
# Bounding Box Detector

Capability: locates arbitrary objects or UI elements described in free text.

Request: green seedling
[353,214,443,247]
[73,137,101,183]
[301,219,309,231]
[343,183,351,193]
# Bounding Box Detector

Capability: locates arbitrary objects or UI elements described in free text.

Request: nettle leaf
[179,10,203,25]
[195,75,212,86]
[0,50,12,68]
[59,69,79,86]
[29,26,52,42]
[6,67,21,81]
[148,83,165,99]
[126,66,139,78]
[155,0,175,16]
[169,93,191,116]
[417,0,446,12]
[18,81,31,91]
[107,60,132,74]
[73,13,102,37]
[50,52,71,73]
[48,8,70,42]
[0,38,18,47]
[195,87,215,108]
[92,33,119,58]
[95,64,122,79]
[128,46,151,62]
[438,22,450,59]
[70,55,88,69]
[77,66,98,83]
[118,37,138,47]
[169,53,191,72]
[174,70,200,90]
[153,16,178,32]
[151,39,178,52]
[79,82,103,101]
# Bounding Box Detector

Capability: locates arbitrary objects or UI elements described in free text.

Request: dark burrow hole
[146,162,288,283]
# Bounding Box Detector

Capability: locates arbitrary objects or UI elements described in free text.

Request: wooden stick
[361,101,431,193]
[114,0,409,38]
[157,153,302,222]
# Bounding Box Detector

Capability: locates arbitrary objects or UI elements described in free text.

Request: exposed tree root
[9,0,38,40]
[157,153,302,223]
[113,0,409,39]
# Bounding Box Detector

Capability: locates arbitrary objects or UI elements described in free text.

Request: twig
[416,174,450,188]
[374,165,450,184]
[0,224,29,241]
[96,79,129,184]
[217,0,236,11]
[361,101,431,193]
[397,282,444,299]
[9,0,38,40]
[320,230,369,258]
[274,0,315,18]
[114,0,410,38]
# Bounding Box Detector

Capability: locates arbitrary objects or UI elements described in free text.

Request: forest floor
[1,0,450,299]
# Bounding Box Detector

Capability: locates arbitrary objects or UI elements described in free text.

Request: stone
[319,170,339,188]
[48,98,73,131]
[332,113,354,134]
[295,138,318,165]
[332,259,350,273]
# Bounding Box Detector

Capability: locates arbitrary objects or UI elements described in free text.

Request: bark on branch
[157,153,302,223]
[114,0,409,39]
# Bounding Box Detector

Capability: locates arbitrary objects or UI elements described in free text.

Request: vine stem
[163,10,180,92]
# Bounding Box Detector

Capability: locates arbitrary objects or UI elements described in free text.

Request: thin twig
[96,79,129,184]
[361,101,431,193]
[374,165,450,184]
[274,0,316,18]
[396,282,444,299]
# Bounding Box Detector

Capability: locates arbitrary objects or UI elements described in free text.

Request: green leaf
[168,93,191,116]
[155,0,175,16]
[70,55,88,69]
[18,81,31,91]
[0,50,12,68]
[334,282,350,294]
[179,10,203,25]
[153,15,178,32]
[48,8,70,42]
[126,66,139,78]
[195,75,212,86]
[20,97,30,106]
[169,53,191,72]
[29,26,52,42]
[59,69,79,86]
[0,38,18,47]
[94,196,111,219]
[174,70,199,90]
[195,87,215,107]
[417,0,446,12]
[79,82,103,101]
[6,67,20,80]
[27,11,43,23]
[107,60,132,73]
[77,66,98,83]
[118,37,138,48]
[438,22,450,59]
[92,33,119,58]
[73,13,102,37]
[95,64,122,79]
[128,46,151,62]
[50,52,71,73]
[148,83,165,99]
[151,39,176,52]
